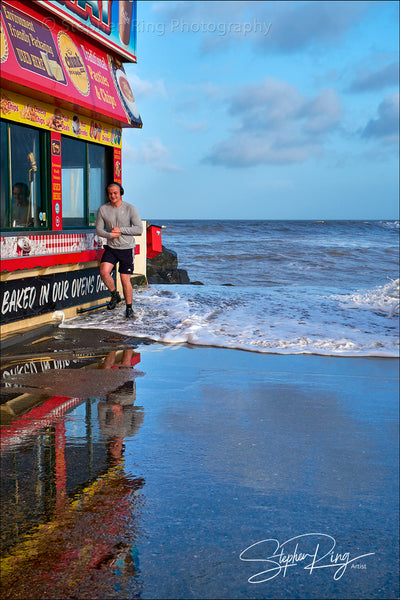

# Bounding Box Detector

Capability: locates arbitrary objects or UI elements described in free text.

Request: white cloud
[298,89,342,134]
[229,78,303,130]
[204,131,322,167]
[347,61,399,93]
[175,118,209,132]
[255,0,373,53]
[150,0,374,54]
[203,78,341,167]
[125,71,167,98]
[123,138,181,171]
[229,79,341,134]
[362,94,400,143]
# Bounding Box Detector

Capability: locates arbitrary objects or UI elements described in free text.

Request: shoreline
[60,324,400,359]
[2,322,399,360]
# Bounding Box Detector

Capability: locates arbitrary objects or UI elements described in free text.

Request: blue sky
[122,1,399,220]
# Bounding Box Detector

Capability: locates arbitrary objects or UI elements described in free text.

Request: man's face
[107,184,122,205]
[13,187,27,205]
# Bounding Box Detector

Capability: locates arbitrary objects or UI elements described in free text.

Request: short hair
[106,181,124,196]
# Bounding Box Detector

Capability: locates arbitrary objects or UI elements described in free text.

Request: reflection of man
[102,349,134,370]
[95,348,144,583]
[97,350,144,464]
[12,182,33,227]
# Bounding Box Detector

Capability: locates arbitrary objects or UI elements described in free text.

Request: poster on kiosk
[0,1,142,128]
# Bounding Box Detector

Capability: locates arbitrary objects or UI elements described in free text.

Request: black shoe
[107,291,121,310]
[125,306,135,318]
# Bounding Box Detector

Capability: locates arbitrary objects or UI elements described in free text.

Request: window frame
[0,120,50,232]
[0,120,113,232]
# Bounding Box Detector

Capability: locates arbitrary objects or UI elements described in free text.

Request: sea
[63,220,400,358]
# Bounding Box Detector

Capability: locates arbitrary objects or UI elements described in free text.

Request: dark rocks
[147,245,194,284]
[148,245,178,272]
[148,269,191,284]
[131,274,147,286]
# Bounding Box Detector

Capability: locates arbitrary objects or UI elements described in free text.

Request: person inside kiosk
[12,182,34,228]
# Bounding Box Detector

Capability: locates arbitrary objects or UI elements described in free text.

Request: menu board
[0,1,142,128]
[51,131,62,230]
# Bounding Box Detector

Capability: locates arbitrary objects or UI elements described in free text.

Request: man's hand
[111,227,121,238]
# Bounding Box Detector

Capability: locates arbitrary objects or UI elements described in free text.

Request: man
[12,182,33,227]
[96,182,143,318]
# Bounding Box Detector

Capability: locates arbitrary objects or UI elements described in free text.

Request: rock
[146,245,193,284]
[131,274,147,286]
[147,269,190,284]
[147,245,177,275]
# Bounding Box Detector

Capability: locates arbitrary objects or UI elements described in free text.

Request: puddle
[0,336,398,599]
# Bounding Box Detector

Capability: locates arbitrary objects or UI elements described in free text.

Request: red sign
[113,147,122,183]
[0,1,142,127]
[51,131,62,230]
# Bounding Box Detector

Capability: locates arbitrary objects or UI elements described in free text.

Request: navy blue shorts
[101,246,134,274]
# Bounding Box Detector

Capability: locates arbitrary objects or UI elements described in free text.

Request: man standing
[96,182,143,318]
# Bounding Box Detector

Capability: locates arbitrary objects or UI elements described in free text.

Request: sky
[122,1,399,220]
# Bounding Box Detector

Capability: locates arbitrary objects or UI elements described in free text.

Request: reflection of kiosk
[0,347,143,564]
[0,1,160,341]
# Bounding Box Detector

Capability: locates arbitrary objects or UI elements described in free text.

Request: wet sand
[0,328,399,599]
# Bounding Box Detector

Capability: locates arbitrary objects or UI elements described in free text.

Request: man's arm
[119,205,143,236]
[95,206,113,240]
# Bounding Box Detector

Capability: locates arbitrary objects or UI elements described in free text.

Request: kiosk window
[0,121,45,230]
[88,143,107,226]
[0,122,7,229]
[62,137,85,227]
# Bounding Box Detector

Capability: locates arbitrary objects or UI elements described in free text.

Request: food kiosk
[0,0,153,340]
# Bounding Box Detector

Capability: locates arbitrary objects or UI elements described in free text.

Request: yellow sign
[0,89,122,148]
[58,32,90,97]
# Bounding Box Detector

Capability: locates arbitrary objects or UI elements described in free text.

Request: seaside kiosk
[0,0,155,341]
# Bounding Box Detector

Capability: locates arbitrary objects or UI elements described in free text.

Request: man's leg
[120,273,133,305]
[100,261,117,292]
[119,249,135,317]
[100,261,121,309]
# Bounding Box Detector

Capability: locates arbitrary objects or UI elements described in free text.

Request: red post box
[146,225,162,258]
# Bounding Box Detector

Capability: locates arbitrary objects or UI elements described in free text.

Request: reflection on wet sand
[0,345,145,599]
